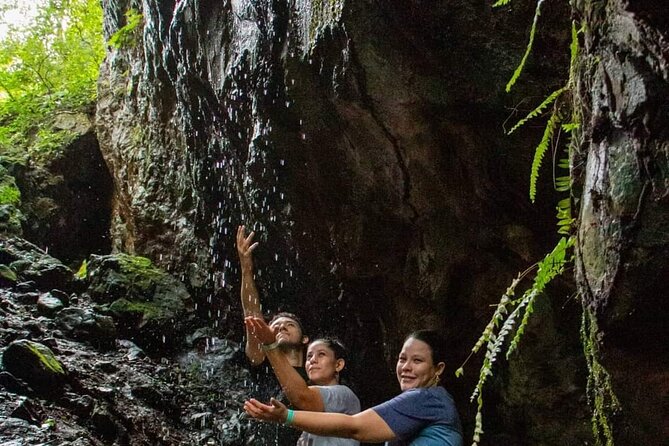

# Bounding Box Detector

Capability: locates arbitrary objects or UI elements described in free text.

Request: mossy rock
[0,263,17,285]
[108,296,182,326]
[86,253,169,303]
[86,253,193,352]
[1,339,66,397]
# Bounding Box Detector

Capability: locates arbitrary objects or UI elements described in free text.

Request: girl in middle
[245,316,361,446]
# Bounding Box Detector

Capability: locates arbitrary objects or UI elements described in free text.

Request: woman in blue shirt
[244,329,463,446]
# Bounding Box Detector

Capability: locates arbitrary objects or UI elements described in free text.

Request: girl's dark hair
[309,337,350,385]
[310,337,348,361]
[406,329,447,365]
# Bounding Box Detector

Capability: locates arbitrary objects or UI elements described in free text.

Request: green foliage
[507,87,566,135]
[0,183,19,205]
[529,112,560,202]
[503,0,545,93]
[461,237,574,446]
[463,10,619,446]
[0,0,104,158]
[507,22,583,204]
[108,8,143,49]
[581,305,620,446]
[75,259,87,279]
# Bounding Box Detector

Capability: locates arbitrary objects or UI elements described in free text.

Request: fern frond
[555,175,571,192]
[556,198,571,218]
[506,290,538,358]
[492,0,513,6]
[505,0,545,92]
[529,112,560,202]
[506,236,573,358]
[508,87,567,135]
[561,122,579,133]
[568,21,582,88]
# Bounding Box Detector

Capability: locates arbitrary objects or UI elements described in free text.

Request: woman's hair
[309,337,348,361]
[406,329,447,365]
[308,337,350,385]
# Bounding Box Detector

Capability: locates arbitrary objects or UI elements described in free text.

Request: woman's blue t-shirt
[372,386,463,446]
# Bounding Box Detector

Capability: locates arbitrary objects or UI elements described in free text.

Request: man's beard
[277,339,304,351]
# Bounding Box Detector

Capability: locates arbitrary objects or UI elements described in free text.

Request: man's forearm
[241,268,261,316]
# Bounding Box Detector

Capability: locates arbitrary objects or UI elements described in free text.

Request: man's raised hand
[236,225,259,270]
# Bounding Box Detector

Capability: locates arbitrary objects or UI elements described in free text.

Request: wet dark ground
[0,284,258,445]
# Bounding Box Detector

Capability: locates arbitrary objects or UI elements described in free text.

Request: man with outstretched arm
[237,225,309,367]
[236,225,310,445]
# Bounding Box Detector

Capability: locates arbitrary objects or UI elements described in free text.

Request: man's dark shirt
[248,361,309,445]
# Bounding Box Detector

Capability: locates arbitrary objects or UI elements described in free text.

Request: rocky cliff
[90,0,667,444]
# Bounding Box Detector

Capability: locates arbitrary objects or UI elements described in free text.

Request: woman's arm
[245,317,324,411]
[244,398,396,442]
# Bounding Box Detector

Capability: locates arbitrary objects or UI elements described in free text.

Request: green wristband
[285,409,295,426]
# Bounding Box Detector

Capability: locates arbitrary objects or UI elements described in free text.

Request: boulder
[85,254,193,353]
[0,237,73,292]
[1,340,66,397]
[56,307,117,348]
[36,292,65,317]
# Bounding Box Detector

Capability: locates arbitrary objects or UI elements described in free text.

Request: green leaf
[506,0,544,92]
[561,122,580,132]
[507,87,566,135]
[108,8,143,49]
[529,112,560,202]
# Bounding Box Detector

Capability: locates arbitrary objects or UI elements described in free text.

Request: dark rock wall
[92,0,634,444]
[573,0,669,443]
[9,116,113,266]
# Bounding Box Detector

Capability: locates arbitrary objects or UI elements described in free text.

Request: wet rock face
[573,0,669,442]
[5,116,114,266]
[96,0,607,443]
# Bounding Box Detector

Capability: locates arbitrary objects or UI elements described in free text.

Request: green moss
[109,297,165,321]
[581,305,619,446]
[0,184,20,206]
[117,254,161,276]
[0,264,17,282]
[116,253,165,294]
[26,342,65,375]
[75,259,88,279]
